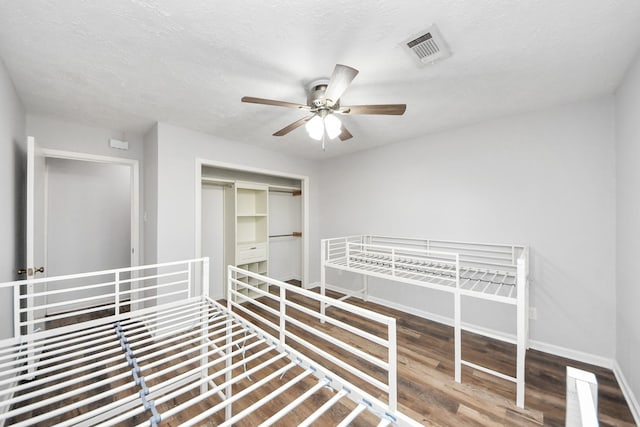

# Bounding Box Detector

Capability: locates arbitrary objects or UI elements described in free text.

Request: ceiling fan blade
[324,64,359,107]
[242,96,309,110]
[273,115,315,137]
[338,124,353,141]
[338,104,407,115]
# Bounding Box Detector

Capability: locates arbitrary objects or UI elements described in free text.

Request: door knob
[16,267,44,275]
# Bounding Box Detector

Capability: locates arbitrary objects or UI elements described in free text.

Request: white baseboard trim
[303,280,321,291]
[318,282,515,341]
[314,282,614,369]
[528,340,613,369]
[275,274,300,283]
[613,360,640,425]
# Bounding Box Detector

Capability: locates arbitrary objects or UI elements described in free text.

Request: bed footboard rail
[0,258,209,342]
[226,264,402,417]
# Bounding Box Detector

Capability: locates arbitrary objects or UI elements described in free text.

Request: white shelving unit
[225,182,269,300]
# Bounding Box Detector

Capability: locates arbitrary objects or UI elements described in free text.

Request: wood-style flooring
[313,290,635,426]
[239,288,635,426]
[7,290,635,426]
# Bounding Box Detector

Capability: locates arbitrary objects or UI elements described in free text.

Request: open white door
[24,136,46,335]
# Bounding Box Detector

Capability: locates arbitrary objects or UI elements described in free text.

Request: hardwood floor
[314,290,635,426]
[7,291,635,426]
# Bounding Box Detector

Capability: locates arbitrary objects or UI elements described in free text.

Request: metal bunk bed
[321,235,530,408]
[0,258,422,426]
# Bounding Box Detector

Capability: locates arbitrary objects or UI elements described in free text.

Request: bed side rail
[0,258,209,340]
[226,265,400,415]
[324,234,525,271]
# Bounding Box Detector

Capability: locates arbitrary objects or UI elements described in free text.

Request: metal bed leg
[454,254,462,384]
[321,240,326,321]
[363,275,369,302]
[225,316,233,420]
[454,290,461,383]
[516,251,528,408]
[200,305,209,395]
[516,322,525,408]
[201,259,210,395]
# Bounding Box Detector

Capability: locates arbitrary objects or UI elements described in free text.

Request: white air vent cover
[402,25,451,67]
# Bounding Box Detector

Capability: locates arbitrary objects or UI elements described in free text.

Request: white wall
[319,98,617,359]
[143,123,158,266]
[615,48,640,417]
[0,59,25,339]
[155,122,320,286]
[26,115,144,161]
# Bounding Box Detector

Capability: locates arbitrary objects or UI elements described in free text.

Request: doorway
[23,142,140,315]
[45,158,133,313]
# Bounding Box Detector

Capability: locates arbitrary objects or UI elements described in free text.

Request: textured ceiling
[1,1,640,159]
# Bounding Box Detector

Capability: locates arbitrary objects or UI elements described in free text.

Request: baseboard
[275,274,300,283]
[318,282,515,342]
[528,340,613,369]
[304,280,322,290]
[313,282,614,369]
[613,360,640,425]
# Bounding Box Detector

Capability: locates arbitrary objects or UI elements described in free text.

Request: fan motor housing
[307,79,337,109]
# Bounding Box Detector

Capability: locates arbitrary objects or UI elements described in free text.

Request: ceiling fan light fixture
[324,114,342,139]
[242,63,406,145]
[305,115,324,140]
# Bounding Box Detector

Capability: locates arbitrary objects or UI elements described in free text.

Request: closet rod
[269,232,302,238]
[268,187,302,195]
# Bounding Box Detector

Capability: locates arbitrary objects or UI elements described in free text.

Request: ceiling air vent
[402,25,451,67]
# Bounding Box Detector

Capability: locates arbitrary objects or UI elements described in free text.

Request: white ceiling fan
[242,64,406,149]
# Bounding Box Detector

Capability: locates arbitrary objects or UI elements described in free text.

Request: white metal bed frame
[0,258,422,426]
[321,234,530,408]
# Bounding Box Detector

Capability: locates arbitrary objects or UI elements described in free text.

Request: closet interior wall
[268,187,302,282]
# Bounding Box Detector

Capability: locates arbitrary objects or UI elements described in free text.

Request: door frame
[41,148,140,269]
[194,158,309,290]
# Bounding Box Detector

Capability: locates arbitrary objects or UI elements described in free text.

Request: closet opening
[195,160,308,301]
